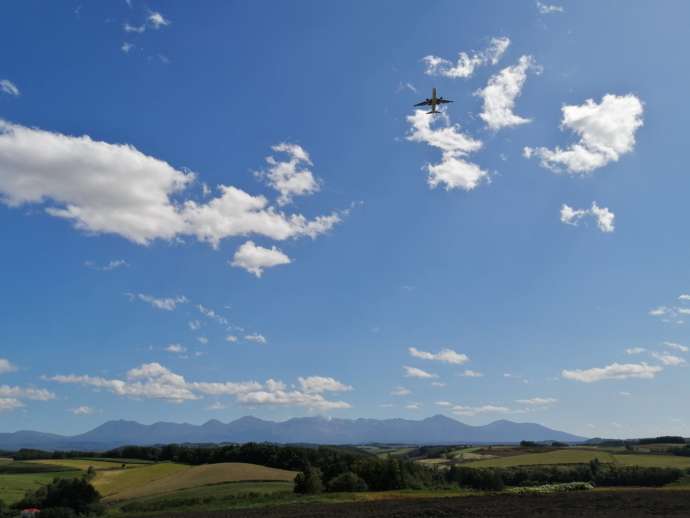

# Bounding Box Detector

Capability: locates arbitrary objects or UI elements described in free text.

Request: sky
[1,0,689,439]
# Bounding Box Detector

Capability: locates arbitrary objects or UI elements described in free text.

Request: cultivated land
[0,470,82,504]
[28,459,149,471]
[104,463,297,501]
[133,491,690,518]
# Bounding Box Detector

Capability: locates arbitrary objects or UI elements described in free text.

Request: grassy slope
[101,463,296,501]
[0,471,82,505]
[612,454,690,468]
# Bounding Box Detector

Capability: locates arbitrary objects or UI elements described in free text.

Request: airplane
[414,87,453,114]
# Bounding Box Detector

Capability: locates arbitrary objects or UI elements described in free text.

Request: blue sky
[1,1,689,438]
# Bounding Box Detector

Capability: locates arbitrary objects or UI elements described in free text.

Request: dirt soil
[137,489,690,517]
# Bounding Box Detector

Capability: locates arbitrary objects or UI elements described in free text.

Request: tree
[327,471,368,492]
[16,478,103,515]
[293,465,323,494]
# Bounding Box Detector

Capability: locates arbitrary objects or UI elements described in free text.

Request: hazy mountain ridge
[0,415,585,450]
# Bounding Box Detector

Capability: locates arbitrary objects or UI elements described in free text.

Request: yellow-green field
[0,471,82,504]
[28,459,146,471]
[93,462,190,499]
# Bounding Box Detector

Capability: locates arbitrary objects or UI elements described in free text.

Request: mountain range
[0,415,585,451]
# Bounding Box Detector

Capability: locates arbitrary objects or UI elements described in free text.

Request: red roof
[22,508,41,512]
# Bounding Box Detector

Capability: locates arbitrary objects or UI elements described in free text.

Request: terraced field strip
[27,458,148,471]
[612,454,690,468]
[465,448,616,468]
[107,462,297,501]
[0,471,82,504]
[94,462,190,499]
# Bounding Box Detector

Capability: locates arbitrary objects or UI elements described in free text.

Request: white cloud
[0,358,17,374]
[562,362,662,383]
[524,94,644,174]
[390,386,411,396]
[0,385,55,401]
[452,404,511,417]
[679,294,690,301]
[625,347,646,355]
[664,342,689,353]
[560,202,615,232]
[403,365,438,379]
[226,335,238,343]
[297,376,353,394]
[189,320,201,331]
[536,1,564,14]
[423,37,510,78]
[408,347,469,365]
[0,122,341,247]
[459,369,483,378]
[197,336,208,345]
[123,23,145,33]
[148,11,170,29]
[405,402,421,410]
[0,398,23,412]
[515,397,557,406]
[121,42,134,53]
[431,381,447,387]
[651,352,686,366]
[476,55,538,131]
[70,406,94,415]
[50,362,350,410]
[256,143,320,206]
[0,80,20,97]
[406,110,488,191]
[128,293,188,311]
[165,344,186,354]
[245,333,267,344]
[619,391,631,397]
[197,304,228,325]
[230,240,291,277]
[85,259,128,271]
[435,401,452,407]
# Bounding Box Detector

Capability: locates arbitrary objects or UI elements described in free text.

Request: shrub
[294,465,323,494]
[327,471,368,492]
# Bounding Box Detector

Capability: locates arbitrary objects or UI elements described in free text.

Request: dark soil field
[137,490,690,518]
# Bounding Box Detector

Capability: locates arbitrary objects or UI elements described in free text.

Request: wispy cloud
[0,358,17,374]
[423,37,510,78]
[0,80,20,97]
[562,362,662,383]
[245,333,267,344]
[408,347,469,365]
[127,293,188,311]
[536,1,564,14]
[255,143,320,206]
[403,366,438,379]
[85,259,128,271]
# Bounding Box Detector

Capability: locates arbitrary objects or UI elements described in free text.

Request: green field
[0,471,82,504]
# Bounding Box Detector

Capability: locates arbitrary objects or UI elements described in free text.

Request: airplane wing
[414,100,432,107]
[437,99,454,104]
